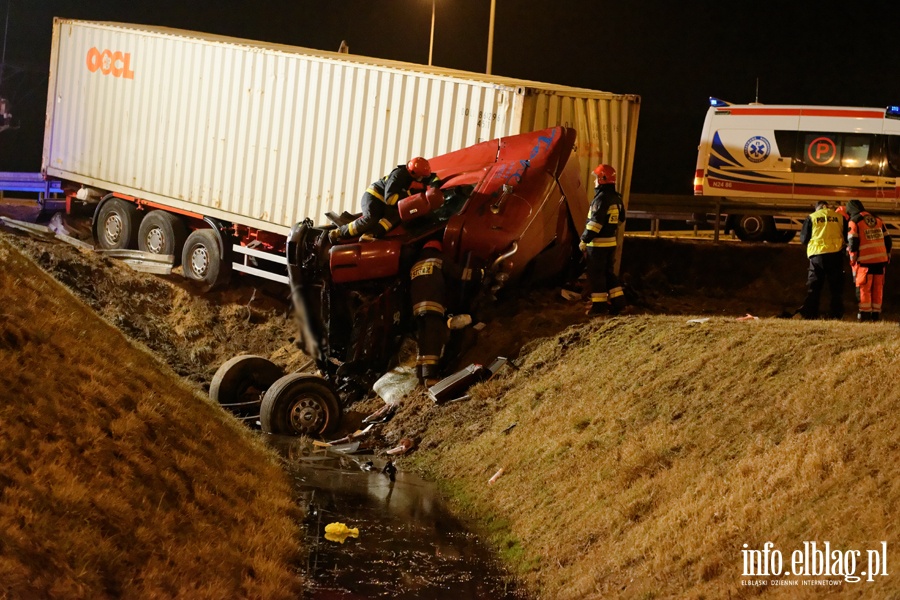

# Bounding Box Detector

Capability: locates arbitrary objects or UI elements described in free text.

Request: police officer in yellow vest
[798,200,846,319]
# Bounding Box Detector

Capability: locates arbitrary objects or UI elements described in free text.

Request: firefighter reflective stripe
[366,186,384,201]
[385,193,401,206]
[609,286,624,299]
[585,221,602,233]
[461,267,474,281]
[411,258,442,279]
[591,291,608,303]
[806,207,844,257]
[416,354,440,366]
[607,205,620,224]
[587,236,616,248]
[413,300,446,315]
[378,218,393,231]
[347,221,358,236]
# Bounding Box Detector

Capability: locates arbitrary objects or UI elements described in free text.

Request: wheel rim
[104,214,123,245]
[741,217,763,236]
[189,245,210,277]
[146,227,165,253]
[288,396,327,434]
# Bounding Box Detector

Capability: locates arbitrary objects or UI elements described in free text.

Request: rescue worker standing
[410,240,450,383]
[846,199,892,321]
[580,164,626,316]
[329,157,439,242]
[798,201,845,320]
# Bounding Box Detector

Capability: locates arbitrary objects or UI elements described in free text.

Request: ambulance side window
[885,135,900,177]
[796,132,877,175]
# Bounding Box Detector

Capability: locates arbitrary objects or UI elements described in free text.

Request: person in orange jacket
[846,199,892,321]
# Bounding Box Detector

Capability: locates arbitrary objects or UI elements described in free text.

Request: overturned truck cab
[210,126,590,436]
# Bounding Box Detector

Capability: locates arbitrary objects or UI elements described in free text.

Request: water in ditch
[270,437,526,599]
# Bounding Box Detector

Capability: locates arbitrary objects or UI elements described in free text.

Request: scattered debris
[329,441,361,454]
[447,314,473,329]
[428,357,509,404]
[327,424,375,446]
[501,422,517,435]
[372,366,418,408]
[362,403,397,425]
[324,522,360,544]
[560,288,581,301]
[360,461,378,472]
[736,313,759,321]
[686,318,711,324]
[488,468,505,485]
[385,438,415,456]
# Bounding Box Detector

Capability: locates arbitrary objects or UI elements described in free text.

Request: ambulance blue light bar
[709,97,732,108]
[886,105,900,119]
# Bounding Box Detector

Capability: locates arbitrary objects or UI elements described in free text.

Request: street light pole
[428,0,435,66]
[486,0,496,74]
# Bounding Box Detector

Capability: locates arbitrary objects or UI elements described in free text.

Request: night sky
[2,0,900,194]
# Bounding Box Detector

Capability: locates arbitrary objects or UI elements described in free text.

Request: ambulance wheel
[182,228,231,291]
[97,198,140,250]
[733,215,775,242]
[260,374,341,437]
[138,210,188,263]
[210,355,284,422]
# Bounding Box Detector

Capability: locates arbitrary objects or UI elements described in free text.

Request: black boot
[858,311,872,322]
[871,312,881,322]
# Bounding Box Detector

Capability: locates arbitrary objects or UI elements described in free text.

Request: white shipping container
[44,18,640,236]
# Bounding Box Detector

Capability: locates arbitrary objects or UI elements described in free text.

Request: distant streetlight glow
[428,0,435,66]
[486,0,496,74]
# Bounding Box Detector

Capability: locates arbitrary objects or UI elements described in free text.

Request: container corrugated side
[44,19,639,233]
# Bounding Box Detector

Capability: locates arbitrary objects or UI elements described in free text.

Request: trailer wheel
[733,215,775,242]
[210,355,284,425]
[97,198,140,250]
[260,373,341,437]
[138,210,188,264]
[182,228,230,290]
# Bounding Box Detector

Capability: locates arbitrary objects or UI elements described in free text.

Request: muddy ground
[4,205,897,446]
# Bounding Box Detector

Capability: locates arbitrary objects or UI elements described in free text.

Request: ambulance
[694,98,900,242]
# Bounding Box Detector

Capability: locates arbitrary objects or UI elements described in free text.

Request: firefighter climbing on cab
[329,157,440,243]
[580,164,626,316]
[846,199,892,321]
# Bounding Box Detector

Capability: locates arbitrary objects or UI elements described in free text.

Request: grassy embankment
[413,315,900,599]
[0,239,304,599]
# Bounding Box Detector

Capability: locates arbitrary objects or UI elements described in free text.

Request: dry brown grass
[412,314,900,599]
[0,239,304,599]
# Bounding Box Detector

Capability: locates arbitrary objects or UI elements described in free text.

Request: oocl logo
[86,47,135,79]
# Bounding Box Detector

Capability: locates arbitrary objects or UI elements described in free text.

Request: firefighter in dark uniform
[798,200,846,320]
[410,240,449,383]
[329,157,439,242]
[846,199,892,321]
[580,163,626,316]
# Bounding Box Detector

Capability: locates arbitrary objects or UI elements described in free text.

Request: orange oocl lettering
[85,47,135,79]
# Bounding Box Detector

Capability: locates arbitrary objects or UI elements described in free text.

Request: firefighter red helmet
[423,239,443,252]
[593,164,617,184]
[407,157,432,180]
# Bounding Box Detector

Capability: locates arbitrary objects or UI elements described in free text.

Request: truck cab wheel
[138,210,187,264]
[97,198,140,250]
[260,374,341,436]
[210,355,284,426]
[181,228,230,291]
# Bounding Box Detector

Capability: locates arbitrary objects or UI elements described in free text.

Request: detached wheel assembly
[260,374,342,436]
[210,355,284,425]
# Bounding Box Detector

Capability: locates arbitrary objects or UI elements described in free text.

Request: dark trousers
[586,246,625,311]
[799,251,845,319]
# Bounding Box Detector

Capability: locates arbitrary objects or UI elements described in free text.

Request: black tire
[260,374,342,437]
[138,210,188,264]
[732,215,775,242]
[97,198,140,250]
[210,355,284,422]
[182,228,230,291]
